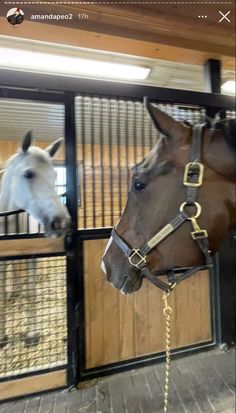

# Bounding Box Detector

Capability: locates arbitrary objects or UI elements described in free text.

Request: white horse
[0,131,71,346]
[0,131,70,236]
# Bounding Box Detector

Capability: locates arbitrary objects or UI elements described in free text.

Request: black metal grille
[0,212,42,237]
[0,256,67,378]
[76,97,206,229]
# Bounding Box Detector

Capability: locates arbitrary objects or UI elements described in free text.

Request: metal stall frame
[0,87,78,400]
[0,68,235,397]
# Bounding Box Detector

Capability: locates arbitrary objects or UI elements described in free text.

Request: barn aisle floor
[1,347,235,413]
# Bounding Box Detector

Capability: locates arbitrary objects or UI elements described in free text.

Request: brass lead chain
[162,291,173,413]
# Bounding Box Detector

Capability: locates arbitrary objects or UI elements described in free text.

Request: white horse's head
[0,131,71,238]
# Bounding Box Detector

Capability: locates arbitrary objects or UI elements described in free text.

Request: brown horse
[102,99,235,294]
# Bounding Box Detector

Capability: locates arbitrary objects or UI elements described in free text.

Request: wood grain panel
[0,2,234,69]
[0,237,64,257]
[0,369,66,401]
[84,238,212,369]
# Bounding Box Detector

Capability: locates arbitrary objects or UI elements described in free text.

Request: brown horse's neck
[203,129,236,180]
[202,128,235,229]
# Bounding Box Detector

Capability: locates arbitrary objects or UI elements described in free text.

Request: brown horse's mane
[185,117,236,151]
[212,118,236,151]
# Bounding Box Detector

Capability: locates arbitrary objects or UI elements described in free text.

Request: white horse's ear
[22,131,33,153]
[45,138,64,158]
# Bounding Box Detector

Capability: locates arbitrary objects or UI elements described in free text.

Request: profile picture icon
[7,8,24,25]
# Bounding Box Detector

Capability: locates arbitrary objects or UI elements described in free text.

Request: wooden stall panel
[0,369,66,401]
[84,239,212,369]
[0,237,64,257]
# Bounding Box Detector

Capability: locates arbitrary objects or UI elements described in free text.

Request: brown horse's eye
[134,181,145,191]
[24,170,35,179]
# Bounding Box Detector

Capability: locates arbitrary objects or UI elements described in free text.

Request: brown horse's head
[102,100,235,294]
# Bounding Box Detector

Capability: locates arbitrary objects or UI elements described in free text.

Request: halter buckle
[128,249,147,268]
[183,162,204,187]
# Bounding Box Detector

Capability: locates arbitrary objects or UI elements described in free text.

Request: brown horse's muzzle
[102,246,143,294]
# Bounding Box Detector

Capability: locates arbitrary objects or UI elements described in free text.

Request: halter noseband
[111,124,213,293]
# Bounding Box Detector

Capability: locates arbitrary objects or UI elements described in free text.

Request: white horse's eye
[24,170,35,179]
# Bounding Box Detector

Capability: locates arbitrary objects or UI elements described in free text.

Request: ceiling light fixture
[0,47,151,81]
[221,80,235,95]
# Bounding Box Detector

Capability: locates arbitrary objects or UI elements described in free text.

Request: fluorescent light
[221,80,235,94]
[0,47,150,81]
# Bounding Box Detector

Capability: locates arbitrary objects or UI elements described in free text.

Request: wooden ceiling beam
[0,11,234,70]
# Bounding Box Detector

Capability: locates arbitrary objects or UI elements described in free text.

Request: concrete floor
[0,347,235,413]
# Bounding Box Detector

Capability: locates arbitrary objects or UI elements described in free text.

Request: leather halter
[111,124,213,293]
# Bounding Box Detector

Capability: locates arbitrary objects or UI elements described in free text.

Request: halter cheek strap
[111,124,213,293]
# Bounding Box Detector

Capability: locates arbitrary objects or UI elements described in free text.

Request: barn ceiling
[0,3,234,143]
[0,2,235,69]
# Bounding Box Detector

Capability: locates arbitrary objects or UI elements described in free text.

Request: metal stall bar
[91,99,96,228]
[116,100,122,218]
[99,99,105,228]
[80,97,87,229]
[108,99,114,227]
[0,70,234,110]
[124,100,130,196]
[64,92,79,388]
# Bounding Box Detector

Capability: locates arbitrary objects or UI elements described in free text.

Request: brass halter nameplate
[146,223,175,249]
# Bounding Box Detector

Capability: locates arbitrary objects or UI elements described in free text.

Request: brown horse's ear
[144,97,189,142]
[22,131,33,153]
[45,138,64,158]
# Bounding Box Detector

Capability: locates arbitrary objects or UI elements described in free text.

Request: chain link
[162,291,173,413]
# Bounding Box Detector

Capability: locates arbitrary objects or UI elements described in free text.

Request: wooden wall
[84,239,212,369]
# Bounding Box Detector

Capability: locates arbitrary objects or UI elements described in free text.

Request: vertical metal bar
[150,116,155,149]
[132,101,137,165]
[15,213,19,234]
[147,107,153,150]
[204,59,222,118]
[204,59,221,93]
[65,92,78,232]
[116,100,122,217]
[125,100,130,196]
[27,214,30,233]
[217,231,236,343]
[210,254,222,345]
[64,92,78,388]
[4,216,7,235]
[99,98,105,227]
[81,97,87,229]
[108,99,114,226]
[91,98,96,228]
[141,101,145,159]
